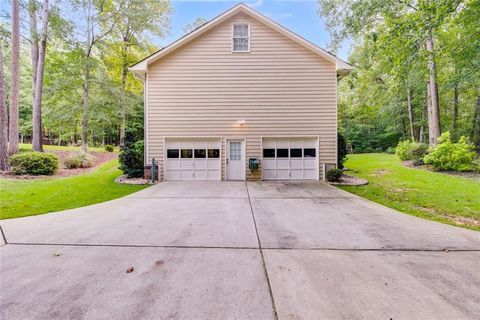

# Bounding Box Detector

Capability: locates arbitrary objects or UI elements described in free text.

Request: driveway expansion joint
[245,182,279,320]
[0,224,7,244]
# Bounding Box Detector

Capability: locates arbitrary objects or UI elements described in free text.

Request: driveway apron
[1,181,480,319]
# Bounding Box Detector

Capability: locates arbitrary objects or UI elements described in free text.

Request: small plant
[337,133,348,169]
[423,132,477,171]
[395,140,428,161]
[104,145,115,152]
[326,168,343,182]
[64,152,95,169]
[374,147,383,153]
[363,147,373,153]
[385,147,396,154]
[8,152,59,175]
[119,129,144,178]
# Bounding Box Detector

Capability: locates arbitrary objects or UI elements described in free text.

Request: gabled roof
[130,3,353,79]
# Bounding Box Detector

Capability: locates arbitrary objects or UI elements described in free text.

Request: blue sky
[163,0,351,60]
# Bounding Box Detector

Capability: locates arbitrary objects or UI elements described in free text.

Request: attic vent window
[232,23,250,52]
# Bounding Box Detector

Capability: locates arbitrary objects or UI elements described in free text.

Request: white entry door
[226,139,245,180]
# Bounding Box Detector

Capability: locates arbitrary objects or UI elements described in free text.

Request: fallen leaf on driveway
[126,266,134,273]
[53,253,62,257]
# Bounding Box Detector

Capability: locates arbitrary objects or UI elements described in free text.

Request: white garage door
[262,137,318,180]
[165,139,221,180]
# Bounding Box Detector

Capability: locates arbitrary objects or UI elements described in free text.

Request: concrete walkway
[1,181,479,319]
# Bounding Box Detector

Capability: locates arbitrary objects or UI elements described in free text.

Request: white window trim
[231,22,250,53]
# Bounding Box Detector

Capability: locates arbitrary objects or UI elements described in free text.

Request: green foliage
[104,145,115,152]
[8,152,59,176]
[326,168,343,182]
[395,140,429,161]
[385,147,396,154]
[424,132,477,171]
[119,129,144,178]
[64,152,95,169]
[363,147,373,153]
[337,133,348,169]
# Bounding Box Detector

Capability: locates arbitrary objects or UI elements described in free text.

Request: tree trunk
[426,34,441,146]
[471,94,480,151]
[0,42,8,171]
[29,0,39,103]
[81,55,90,152]
[406,85,415,141]
[119,42,128,144]
[8,0,20,156]
[32,0,49,152]
[452,85,459,137]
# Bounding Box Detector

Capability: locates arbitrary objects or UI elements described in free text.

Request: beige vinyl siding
[147,12,337,180]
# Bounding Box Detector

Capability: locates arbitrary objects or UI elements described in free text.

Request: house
[130,3,352,181]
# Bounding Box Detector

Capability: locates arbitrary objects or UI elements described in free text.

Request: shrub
[385,147,396,154]
[337,133,348,169]
[104,145,115,152]
[395,140,428,161]
[8,152,59,175]
[423,132,477,171]
[363,147,373,153]
[119,129,144,178]
[64,152,95,169]
[326,168,343,182]
[374,147,383,153]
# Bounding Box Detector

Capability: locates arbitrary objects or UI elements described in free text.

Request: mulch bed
[402,161,480,180]
[0,150,117,180]
[328,174,368,186]
[115,175,156,185]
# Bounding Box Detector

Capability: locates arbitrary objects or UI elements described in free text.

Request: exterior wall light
[237,120,246,126]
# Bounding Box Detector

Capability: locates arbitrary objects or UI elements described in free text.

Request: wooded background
[0,0,479,169]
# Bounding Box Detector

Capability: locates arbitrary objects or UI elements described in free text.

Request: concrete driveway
[1,181,479,319]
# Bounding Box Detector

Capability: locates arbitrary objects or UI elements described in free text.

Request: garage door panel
[261,137,318,181]
[165,139,221,181]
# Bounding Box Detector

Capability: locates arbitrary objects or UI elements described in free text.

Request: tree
[77,0,120,151]
[31,0,51,152]
[0,41,8,170]
[8,0,20,156]
[317,0,462,146]
[182,17,207,34]
[109,0,171,144]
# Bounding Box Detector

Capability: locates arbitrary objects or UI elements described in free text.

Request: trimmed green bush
[385,147,396,154]
[119,129,144,178]
[363,147,373,153]
[374,147,383,153]
[395,140,428,161]
[326,168,343,182]
[337,133,348,169]
[424,132,477,171]
[104,145,115,152]
[9,152,59,175]
[64,152,95,169]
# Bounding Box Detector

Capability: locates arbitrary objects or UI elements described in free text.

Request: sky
[0,0,351,60]
[160,0,351,60]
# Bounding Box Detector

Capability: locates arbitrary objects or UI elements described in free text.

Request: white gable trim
[130,3,352,78]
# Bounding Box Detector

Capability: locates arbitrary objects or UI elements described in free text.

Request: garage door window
[290,148,302,158]
[277,148,288,158]
[304,148,316,158]
[167,149,179,158]
[194,149,206,158]
[181,149,193,158]
[263,149,275,158]
[208,149,220,158]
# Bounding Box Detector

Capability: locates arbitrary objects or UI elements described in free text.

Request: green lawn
[19,143,116,153]
[0,159,148,219]
[339,153,480,230]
